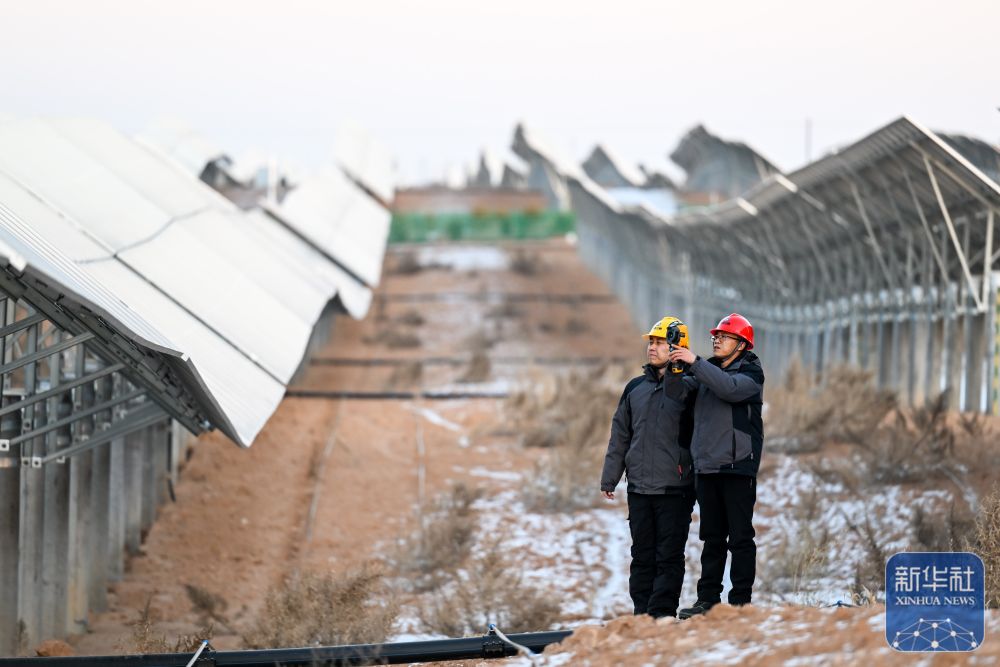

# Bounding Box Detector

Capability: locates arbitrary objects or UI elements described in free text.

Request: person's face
[647,336,670,367]
[712,332,744,358]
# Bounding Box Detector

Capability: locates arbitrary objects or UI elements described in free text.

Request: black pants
[627,490,695,617]
[695,473,757,605]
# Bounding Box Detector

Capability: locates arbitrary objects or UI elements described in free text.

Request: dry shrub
[387,361,424,388]
[184,584,232,633]
[243,565,396,649]
[766,360,896,452]
[910,501,975,552]
[393,484,482,591]
[842,511,889,595]
[366,333,422,348]
[419,542,560,636]
[458,351,491,383]
[506,365,629,450]
[966,484,1000,608]
[487,300,524,320]
[119,596,214,654]
[390,252,423,275]
[769,361,998,487]
[759,487,830,599]
[524,441,603,513]
[509,249,544,275]
[759,525,830,600]
[461,329,499,352]
[508,365,631,513]
[858,393,964,485]
[395,309,426,327]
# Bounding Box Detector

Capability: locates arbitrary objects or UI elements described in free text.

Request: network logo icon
[886,552,985,652]
[890,618,979,651]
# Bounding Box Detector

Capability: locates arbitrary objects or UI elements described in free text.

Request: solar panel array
[514,116,1000,414]
[0,117,393,446]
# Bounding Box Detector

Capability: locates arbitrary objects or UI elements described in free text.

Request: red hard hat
[710,313,754,349]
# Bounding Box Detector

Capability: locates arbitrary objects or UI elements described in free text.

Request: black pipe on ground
[310,355,630,367]
[284,389,510,400]
[377,292,615,303]
[0,630,573,666]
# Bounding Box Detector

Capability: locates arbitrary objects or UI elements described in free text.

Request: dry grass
[966,484,1000,608]
[184,584,233,633]
[910,500,975,552]
[419,541,561,636]
[524,441,604,513]
[766,360,896,453]
[758,489,830,600]
[506,364,629,450]
[119,596,214,655]
[389,251,423,275]
[487,300,524,320]
[243,565,397,649]
[509,249,544,276]
[768,360,998,487]
[386,361,424,388]
[393,484,482,592]
[395,309,426,327]
[457,351,491,383]
[506,365,630,513]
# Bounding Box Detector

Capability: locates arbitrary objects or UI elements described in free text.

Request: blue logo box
[886,552,985,652]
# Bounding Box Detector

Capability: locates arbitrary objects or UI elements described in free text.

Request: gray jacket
[600,364,696,494]
[685,351,765,476]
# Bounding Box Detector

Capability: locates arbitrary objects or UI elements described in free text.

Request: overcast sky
[3,0,998,185]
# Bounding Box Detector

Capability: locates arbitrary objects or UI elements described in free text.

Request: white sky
[2,0,998,185]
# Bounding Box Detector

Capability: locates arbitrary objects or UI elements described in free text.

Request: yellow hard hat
[643,316,689,348]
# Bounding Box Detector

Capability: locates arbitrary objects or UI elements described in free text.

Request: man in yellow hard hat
[600,316,697,618]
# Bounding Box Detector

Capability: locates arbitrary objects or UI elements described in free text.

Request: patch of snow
[467,466,522,482]
[408,405,463,432]
[417,245,509,271]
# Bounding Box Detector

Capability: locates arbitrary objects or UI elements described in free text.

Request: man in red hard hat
[666,313,764,618]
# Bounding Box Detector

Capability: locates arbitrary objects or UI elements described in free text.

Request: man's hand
[602,490,615,500]
[668,347,697,365]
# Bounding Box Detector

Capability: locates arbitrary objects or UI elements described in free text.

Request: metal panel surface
[84,259,285,446]
[334,122,396,204]
[0,119,169,250]
[117,221,312,383]
[47,118,237,218]
[0,201,178,354]
[243,209,373,318]
[0,172,111,262]
[264,168,390,288]
[136,118,228,178]
[174,209,329,325]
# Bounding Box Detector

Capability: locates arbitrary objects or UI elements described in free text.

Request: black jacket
[684,350,764,476]
[600,364,696,494]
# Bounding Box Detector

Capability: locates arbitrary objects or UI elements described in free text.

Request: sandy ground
[67,238,643,656]
[60,238,999,665]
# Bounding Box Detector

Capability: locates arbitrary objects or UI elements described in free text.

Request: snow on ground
[416,245,509,271]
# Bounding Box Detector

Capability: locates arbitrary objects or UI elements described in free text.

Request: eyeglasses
[711,334,740,343]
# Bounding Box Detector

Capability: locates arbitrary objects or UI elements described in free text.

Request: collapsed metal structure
[514,117,1000,415]
[0,118,394,655]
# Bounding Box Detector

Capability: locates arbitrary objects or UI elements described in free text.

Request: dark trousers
[695,473,757,605]
[627,490,695,617]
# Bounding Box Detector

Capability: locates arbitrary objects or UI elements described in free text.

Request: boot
[677,600,717,620]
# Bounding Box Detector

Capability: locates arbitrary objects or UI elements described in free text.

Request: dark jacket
[600,364,696,494]
[684,350,764,476]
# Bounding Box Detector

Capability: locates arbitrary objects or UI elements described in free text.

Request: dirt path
[68,238,643,655]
